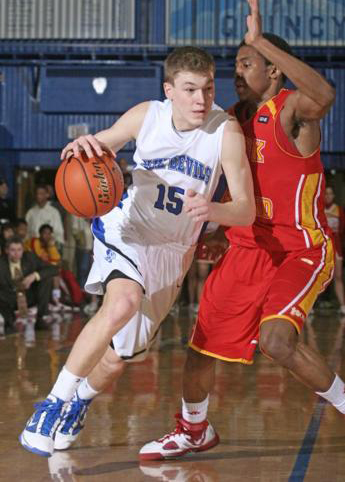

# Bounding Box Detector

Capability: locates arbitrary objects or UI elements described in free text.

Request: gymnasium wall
[0,0,344,196]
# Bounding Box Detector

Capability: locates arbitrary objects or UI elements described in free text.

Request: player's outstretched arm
[184,119,255,227]
[60,101,150,160]
[245,0,335,121]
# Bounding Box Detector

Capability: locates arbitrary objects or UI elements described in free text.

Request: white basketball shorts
[85,233,195,362]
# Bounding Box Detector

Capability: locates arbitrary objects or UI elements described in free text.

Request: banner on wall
[167,0,345,47]
[0,0,135,39]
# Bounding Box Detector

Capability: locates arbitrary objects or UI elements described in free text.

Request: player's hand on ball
[184,189,211,222]
[60,135,115,161]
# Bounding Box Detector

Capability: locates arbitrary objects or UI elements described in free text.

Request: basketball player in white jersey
[20,46,255,457]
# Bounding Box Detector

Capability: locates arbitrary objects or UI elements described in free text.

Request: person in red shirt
[139,0,344,460]
[324,186,345,314]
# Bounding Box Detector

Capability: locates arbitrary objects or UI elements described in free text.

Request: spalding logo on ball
[55,151,124,218]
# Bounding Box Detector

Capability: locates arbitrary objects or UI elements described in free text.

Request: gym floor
[1,307,345,481]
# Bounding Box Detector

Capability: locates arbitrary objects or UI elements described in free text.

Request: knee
[185,348,215,371]
[99,291,141,332]
[259,329,296,365]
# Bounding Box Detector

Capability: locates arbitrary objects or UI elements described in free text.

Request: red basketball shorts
[189,239,334,365]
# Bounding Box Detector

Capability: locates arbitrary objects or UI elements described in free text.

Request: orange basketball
[55,151,124,218]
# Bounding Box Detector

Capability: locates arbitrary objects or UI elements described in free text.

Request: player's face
[6,242,24,263]
[325,187,335,205]
[235,46,273,102]
[164,70,215,130]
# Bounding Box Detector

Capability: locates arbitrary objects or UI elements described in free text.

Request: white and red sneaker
[139,414,219,461]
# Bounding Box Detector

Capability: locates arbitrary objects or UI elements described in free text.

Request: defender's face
[164,70,215,130]
[6,242,24,263]
[235,46,272,102]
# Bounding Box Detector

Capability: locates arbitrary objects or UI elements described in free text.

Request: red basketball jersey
[227,89,331,252]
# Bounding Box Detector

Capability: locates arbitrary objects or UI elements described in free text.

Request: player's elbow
[240,201,256,226]
[316,85,336,116]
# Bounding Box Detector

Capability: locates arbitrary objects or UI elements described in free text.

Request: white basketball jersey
[93,99,229,248]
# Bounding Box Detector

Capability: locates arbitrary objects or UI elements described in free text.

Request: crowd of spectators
[2,160,343,338]
[0,158,133,336]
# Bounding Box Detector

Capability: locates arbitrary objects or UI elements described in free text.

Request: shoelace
[33,399,65,432]
[157,417,184,443]
[60,398,90,430]
[157,414,205,445]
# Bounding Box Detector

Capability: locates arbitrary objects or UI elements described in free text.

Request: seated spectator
[30,224,61,265]
[0,236,58,333]
[71,215,93,287]
[25,184,64,250]
[30,224,84,308]
[14,218,31,251]
[118,157,130,175]
[118,158,133,194]
[0,222,15,254]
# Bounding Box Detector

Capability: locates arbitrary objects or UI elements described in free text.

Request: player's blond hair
[164,46,215,84]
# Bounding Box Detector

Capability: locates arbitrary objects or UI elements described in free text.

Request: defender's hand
[245,0,263,45]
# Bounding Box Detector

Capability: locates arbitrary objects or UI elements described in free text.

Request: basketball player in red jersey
[324,186,345,314]
[139,0,345,461]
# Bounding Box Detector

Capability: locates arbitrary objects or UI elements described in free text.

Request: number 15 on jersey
[154,184,185,216]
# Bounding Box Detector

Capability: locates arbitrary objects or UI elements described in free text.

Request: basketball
[55,151,124,218]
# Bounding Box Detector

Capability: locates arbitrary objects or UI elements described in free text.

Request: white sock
[50,366,83,402]
[182,395,209,423]
[316,375,345,413]
[77,378,99,400]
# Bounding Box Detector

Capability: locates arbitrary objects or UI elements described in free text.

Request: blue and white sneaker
[19,394,66,457]
[54,393,92,450]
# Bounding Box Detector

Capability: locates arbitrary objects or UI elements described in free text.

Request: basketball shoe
[139,414,219,460]
[54,393,92,450]
[19,394,66,457]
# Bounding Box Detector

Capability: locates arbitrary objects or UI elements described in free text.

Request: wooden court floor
[1,308,345,481]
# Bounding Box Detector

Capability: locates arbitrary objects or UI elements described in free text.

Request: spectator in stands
[31,224,61,266]
[71,215,99,316]
[25,185,64,249]
[0,222,15,254]
[118,158,133,194]
[325,186,345,314]
[118,158,130,175]
[14,218,31,250]
[31,224,84,309]
[46,183,66,223]
[0,236,58,333]
[71,215,93,287]
[0,178,14,223]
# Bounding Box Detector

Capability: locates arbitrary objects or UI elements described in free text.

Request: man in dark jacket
[0,236,58,332]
